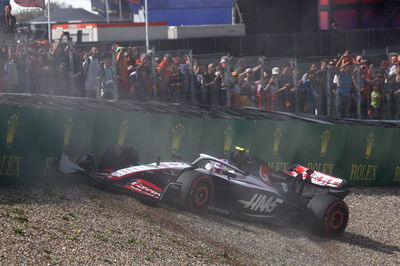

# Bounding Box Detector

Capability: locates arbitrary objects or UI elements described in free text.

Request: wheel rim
[329,210,345,230]
[193,185,209,207]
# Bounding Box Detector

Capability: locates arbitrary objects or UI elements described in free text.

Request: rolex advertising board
[252,120,298,172]
[285,122,348,178]
[90,111,153,164]
[146,114,175,162]
[168,116,204,162]
[340,125,395,186]
[384,128,400,186]
[232,119,257,155]
[0,106,40,180]
[36,109,97,178]
[1,103,400,187]
[198,118,236,158]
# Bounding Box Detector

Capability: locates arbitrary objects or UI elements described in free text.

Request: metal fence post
[67,36,75,97]
[327,66,332,118]
[294,58,300,113]
[111,43,119,101]
[151,46,157,100]
[24,35,30,94]
[356,66,362,119]
[188,49,195,104]
[225,53,232,107]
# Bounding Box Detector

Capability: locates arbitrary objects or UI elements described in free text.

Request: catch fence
[1,34,400,120]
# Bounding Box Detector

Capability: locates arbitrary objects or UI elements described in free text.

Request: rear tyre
[178,171,213,212]
[99,145,140,171]
[304,194,349,237]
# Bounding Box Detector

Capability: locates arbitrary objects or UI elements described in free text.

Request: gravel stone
[0,179,399,265]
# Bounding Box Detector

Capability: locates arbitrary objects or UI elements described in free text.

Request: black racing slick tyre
[99,145,140,171]
[304,194,349,237]
[178,171,213,212]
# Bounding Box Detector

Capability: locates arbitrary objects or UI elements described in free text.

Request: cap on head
[272,67,281,75]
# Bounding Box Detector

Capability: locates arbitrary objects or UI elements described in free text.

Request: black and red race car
[59,145,350,237]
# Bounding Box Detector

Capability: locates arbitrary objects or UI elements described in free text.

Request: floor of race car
[0,177,399,265]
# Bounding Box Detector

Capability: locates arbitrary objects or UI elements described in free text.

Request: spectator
[314,60,328,116]
[238,68,256,107]
[231,71,240,107]
[333,62,358,118]
[116,47,130,99]
[393,70,400,119]
[193,63,205,104]
[264,67,288,111]
[388,54,398,76]
[99,54,116,100]
[0,4,16,35]
[359,62,373,119]
[203,63,217,105]
[301,64,317,114]
[370,85,383,119]
[83,46,102,98]
[157,54,173,101]
[279,65,295,112]
[4,51,17,92]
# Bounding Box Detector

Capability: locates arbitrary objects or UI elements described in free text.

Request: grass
[9,208,24,215]
[14,216,29,223]
[127,238,136,244]
[14,228,25,236]
[220,251,229,259]
[43,249,52,254]
[61,216,70,222]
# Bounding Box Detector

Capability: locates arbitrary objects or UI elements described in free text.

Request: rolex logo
[118,120,129,145]
[64,118,74,150]
[273,128,283,156]
[172,123,185,153]
[224,126,233,155]
[6,114,19,148]
[321,130,331,158]
[366,133,375,159]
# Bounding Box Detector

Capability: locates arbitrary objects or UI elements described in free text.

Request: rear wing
[283,164,348,189]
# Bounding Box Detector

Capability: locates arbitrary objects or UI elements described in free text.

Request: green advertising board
[0,103,399,187]
[252,120,299,171]
[36,109,97,178]
[340,125,395,186]
[286,122,348,178]
[382,128,400,186]
[0,106,41,179]
[90,111,153,164]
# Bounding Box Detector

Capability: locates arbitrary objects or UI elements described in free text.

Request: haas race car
[58,145,350,237]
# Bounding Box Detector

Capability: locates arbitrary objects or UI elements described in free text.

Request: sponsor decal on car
[126,181,161,199]
[239,194,284,213]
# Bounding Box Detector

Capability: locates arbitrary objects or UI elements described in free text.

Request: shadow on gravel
[339,232,400,255]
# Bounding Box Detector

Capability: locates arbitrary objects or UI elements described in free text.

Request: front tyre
[304,195,349,237]
[178,171,213,212]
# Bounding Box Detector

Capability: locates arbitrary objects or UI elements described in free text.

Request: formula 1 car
[58,145,350,237]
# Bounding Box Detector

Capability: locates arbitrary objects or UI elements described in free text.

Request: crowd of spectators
[1,2,400,120]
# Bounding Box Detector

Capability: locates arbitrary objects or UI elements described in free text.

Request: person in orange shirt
[157,54,173,101]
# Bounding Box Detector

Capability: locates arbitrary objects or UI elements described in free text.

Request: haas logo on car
[239,194,284,213]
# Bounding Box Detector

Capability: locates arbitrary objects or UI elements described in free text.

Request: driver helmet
[205,159,230,174]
